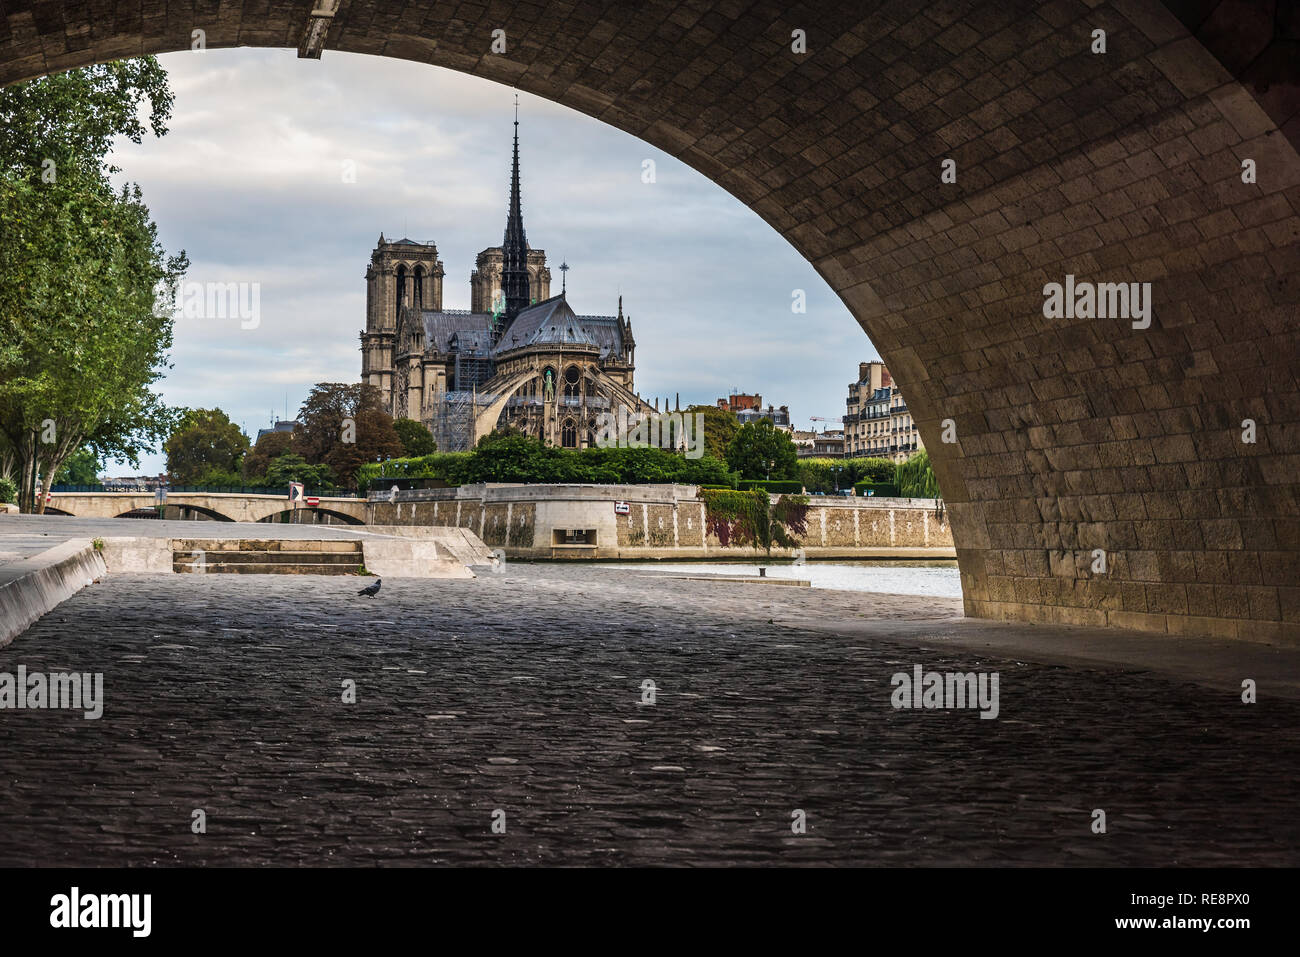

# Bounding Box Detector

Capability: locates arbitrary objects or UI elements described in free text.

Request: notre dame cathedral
[359,117,655,452]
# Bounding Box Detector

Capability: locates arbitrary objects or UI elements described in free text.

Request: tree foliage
[0,58,184,512]
[263,452,335,490]
[896,449,941,499]
[165,408,249,483]
[725,420,798,480]
[393,417,436,457]
[295,383,403,490]
[242,431,294,482]
[357,435,735,492]
[797,456,895,493]
[54,446,101,485]
[685,404,740,461]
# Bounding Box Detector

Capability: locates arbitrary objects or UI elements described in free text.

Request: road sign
[288,482,305,502]
[305,496,320,507]
[614,501,630,514]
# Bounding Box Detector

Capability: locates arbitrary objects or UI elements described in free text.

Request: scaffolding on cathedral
[452,349,494,393]
[428,342,498,452]
[432,391,480,453]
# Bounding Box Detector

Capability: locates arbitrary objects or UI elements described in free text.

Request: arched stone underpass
[5,1,1298,640]
[258,507,366,526]
[151,504,236,521]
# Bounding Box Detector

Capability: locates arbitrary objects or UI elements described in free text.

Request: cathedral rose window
[563,365,581,400]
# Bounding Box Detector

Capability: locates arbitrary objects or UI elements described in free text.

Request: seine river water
[596,560,963,598]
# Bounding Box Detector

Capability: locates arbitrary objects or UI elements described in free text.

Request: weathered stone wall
[369,484,954,560]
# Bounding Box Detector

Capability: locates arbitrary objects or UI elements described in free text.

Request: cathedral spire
[499,97,531,335]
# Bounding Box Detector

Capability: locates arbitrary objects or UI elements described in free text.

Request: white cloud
[102,48,874,474]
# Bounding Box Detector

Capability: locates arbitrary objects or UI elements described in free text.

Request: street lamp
[833,465,843,492]
[764,458,774,482]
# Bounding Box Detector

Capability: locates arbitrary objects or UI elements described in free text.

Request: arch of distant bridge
[45,492,366,525]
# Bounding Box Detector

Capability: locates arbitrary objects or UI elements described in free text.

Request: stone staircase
[172,539,365,575]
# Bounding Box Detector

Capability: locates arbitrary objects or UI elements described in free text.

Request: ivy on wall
[702,490,809,551]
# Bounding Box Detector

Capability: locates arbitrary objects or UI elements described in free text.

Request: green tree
[165,408,249,483]
[725,420,798,481]
[0,58,173,179]
[54,447,101,485]
[896,449,941,498]
[0,58,185,512]
[192,467,245,488]
[685,404,739,461]
[393,417,436,457]
[243,430,294,483]
[264,452,335,491]
[797,455,895,493]
[296,383,404,490]
[466,433,557,482]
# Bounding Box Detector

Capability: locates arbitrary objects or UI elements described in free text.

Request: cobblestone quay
[1,566,1296,866]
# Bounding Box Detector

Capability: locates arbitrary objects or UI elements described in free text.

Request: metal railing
[50,484,358,497]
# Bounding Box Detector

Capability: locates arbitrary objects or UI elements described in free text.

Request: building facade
[360,120,654,452]
[716,394,792,431]
[844,361,923,462]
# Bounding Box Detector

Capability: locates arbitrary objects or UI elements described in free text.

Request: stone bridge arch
[46,492,367,524]
[258,507,365,526]
[6,1,1299,639]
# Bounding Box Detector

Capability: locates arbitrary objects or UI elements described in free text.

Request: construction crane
[808,415,841,431]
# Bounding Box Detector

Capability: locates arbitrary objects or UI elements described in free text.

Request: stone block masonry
[367,484,955,561]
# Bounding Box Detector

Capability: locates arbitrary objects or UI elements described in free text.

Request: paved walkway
[0,564,1296,866]
[0,513,371,542]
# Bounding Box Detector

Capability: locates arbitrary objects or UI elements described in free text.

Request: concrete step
[171,539,362,553]
[173,561,365,575]
[171,538,366,575]
[173,550,361,565]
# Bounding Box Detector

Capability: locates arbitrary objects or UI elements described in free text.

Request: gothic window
[563,365,581,400]
[395,265,407,312]
[561,418,577,448]
[413,267,425,308]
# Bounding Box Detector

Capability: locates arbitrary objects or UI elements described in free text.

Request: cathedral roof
[499,296,625,357]
[413,296,625,360]
[420,310,492,353]
[504,297,592,347]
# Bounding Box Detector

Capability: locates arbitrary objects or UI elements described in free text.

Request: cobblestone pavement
[1,565,1296,866]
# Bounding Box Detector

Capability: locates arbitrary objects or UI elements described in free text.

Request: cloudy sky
[104,48,878,475]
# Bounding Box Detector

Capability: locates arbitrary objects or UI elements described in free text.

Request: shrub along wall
[359,440,735,493]
[853,482,901,498]
[738,479,803,494]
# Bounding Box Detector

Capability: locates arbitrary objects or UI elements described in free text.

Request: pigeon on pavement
[358,577,382,597]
